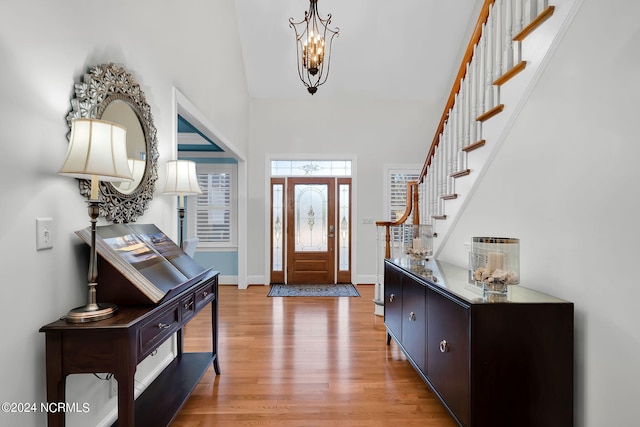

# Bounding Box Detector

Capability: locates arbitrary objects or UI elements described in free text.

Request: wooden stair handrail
[421,3,555,180]
[377,1,495,260]
[420,0,495,180]
[377,1,557,261]
[376,181,419,258]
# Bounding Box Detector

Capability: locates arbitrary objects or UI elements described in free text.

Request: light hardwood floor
[172,284,457,427]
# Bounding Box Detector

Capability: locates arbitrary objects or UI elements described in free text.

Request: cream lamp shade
[57,118,133,323]
[163,160,202,207]
[59,118,133,199]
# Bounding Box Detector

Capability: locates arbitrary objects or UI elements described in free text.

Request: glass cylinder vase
[403,224,433,260]
[470,237,519,295]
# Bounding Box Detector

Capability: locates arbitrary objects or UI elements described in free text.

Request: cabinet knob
[408,312,416,321]
[203,291,208,297]
[389,294,395,302]
[439,339,449,353]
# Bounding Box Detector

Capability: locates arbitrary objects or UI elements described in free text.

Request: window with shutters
[188,163,237,248]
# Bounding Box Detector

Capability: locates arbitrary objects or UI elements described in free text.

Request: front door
[286,177,335,284]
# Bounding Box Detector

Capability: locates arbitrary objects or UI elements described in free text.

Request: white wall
[438,0,640,425]
[0,1,248,426]
[247,98,441,284]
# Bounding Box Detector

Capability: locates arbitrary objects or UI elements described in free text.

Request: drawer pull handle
[439,339,449,353]
[184,301,194,310]
[157,322,170,329]
[203,291,208,297]
[408,312,416,321]
[389,294,395,302]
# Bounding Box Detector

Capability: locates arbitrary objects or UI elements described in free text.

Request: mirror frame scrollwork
[66,63,159,223]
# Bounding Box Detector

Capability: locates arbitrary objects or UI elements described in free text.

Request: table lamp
[162,160,202,248]
[59,118,133,323]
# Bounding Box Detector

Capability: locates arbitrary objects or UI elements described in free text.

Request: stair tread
[462,140,486,152]
[451,169,471,178]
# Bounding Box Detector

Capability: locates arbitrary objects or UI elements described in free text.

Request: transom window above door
[271,160,352,177]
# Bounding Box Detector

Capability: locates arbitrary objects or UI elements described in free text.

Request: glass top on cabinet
[386,258,570,305]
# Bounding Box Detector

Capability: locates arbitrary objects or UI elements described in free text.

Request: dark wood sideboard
[39,270,219,427]
[384,258,573,427]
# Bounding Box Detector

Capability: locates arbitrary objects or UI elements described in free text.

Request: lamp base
[65,303,118,323]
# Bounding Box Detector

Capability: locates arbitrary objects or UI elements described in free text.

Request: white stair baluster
[464,65,471,150]
[431,161,437,218]
[458,76,466,148]
[470,45,480,143]
[427,163,434,220]
[435,145,441,215]
[515,0,524,34]
[504,0,514,71]
[436,146,447,215]
[524,0,538,25]
[495,0,504,81]
[538,0,548,11]
[454,93,461,173]
[516,0,525,63]
[478,23,487,115]
[485,4,495,110]
[457,81,466,172]
[441,129,448,195]
[418,180,426,227]
[444,125,453,195]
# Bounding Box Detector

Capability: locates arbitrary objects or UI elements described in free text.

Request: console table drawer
[181,293,196,322]
[139,304,180,359]
[195,280,215,311]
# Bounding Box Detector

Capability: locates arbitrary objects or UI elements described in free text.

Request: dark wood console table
[39,270,219,427]
[384,258,573,427]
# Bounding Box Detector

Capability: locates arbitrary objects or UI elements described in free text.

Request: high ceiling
[234,0,483,101]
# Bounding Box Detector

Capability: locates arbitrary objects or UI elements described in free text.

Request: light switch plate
[36,218,54,250]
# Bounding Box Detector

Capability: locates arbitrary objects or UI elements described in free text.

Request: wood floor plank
[172,285,457,427]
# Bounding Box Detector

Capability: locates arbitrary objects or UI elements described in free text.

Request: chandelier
[289,0,339,95]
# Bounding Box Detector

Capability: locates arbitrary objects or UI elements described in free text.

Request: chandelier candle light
[59,118,133,323]
[289,0,339,94]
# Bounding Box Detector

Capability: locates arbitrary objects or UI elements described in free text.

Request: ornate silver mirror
[66,63,159,223]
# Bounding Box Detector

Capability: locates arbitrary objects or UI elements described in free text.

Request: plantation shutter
[195,171,232,243]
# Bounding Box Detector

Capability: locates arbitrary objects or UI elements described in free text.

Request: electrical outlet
[36,218,53,250]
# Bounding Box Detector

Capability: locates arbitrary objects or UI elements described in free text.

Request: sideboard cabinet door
[427,289,470,426]
[401,274,426,372]
[384,263,403,341]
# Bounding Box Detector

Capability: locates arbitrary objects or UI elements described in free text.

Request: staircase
[374,0,583,315]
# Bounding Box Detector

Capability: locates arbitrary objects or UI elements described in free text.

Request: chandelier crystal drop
[289,0,339,95]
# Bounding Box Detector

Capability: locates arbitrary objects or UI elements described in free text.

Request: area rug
[268,284,360,297]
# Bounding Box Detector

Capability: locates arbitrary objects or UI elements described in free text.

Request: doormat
[267,284,360,297]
